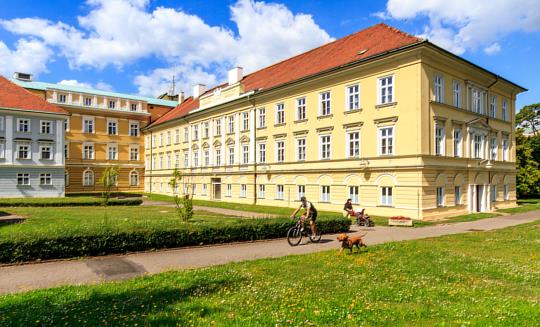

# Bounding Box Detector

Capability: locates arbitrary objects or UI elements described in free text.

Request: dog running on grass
[337,232,367,254]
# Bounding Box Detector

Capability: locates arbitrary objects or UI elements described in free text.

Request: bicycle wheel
[287,227,302,246]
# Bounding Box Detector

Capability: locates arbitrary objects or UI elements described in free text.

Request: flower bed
[388,216,413,227]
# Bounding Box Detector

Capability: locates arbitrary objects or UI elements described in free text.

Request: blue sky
[0,0,538,109]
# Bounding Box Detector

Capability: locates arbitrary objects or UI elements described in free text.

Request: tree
[516,103,539,136]
[100,166,119,206]
[169,168,194,222]
[515,130,540,198]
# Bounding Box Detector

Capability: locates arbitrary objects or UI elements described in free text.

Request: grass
[0,196,142,207]
[0,222,538,326]
[498,198,540,214]
[0,206,239,242]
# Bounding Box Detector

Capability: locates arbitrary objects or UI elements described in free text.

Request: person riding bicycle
[290,196,318,236]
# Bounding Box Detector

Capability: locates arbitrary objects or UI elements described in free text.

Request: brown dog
[337,233,367,253]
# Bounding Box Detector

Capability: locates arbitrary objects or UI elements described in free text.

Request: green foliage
[0,198,142,207]
[516,103,539,136]
[0,223,538,326]
[99,166,120,205]
[516,129,540,198]
[0,212,350,263]
[169,169,194,221]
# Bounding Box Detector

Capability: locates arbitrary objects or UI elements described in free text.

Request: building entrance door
[475,185,485,212]
[212,178,221,200]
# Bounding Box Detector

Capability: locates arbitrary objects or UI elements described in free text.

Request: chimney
[13,72,33,82]
[192,84,206,99]
[177,91,185,104]
[228,67,243,85]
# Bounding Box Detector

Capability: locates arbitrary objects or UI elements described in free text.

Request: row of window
[0,141,56,160]
[81,170,139,186]
[0,117,56,134]
[56,93,141,112]
[16,173,54,186]
[147,77,394,148]
[435,184,510,207]
[81,117,139,136]
[435,125,510,160]
[81,143,139,161]
[433,74,509,121]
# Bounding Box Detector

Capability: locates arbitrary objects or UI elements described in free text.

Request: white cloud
[380,0,540,55]
[0,0,332,97]
[58,79,114,91]
[0,39,52,77]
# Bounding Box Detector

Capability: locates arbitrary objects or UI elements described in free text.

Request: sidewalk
[142,199,278,218]
[0,210,538,295]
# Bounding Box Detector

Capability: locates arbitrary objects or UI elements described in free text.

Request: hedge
[0,216,350,263]
[0,198,143,208]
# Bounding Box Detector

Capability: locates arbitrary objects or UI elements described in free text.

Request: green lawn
[0,196,142,207]
[498,198,540,214]
[0,206,237,242]
[1,222,538,326]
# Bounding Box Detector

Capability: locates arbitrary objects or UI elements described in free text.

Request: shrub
[0,216,350,263]
[0,198,142,208]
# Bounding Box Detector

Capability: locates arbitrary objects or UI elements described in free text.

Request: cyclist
[290,196,318,236]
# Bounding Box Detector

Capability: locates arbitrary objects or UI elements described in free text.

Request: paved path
[142,199,278,218]
[0,210,538,295]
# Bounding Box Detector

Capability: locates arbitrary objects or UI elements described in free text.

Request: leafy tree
[515,130,540,198]
[169,168,194,222]
[100,166,119,206]
[516,103,539,136]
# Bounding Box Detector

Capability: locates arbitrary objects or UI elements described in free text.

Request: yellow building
[12,77,177,194]
[144,23,525,220]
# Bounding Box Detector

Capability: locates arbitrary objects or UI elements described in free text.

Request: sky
[0,0,539,109]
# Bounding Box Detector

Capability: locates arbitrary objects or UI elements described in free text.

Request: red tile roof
[151,96,199,126]
[0,76,67,115]
[149,23,421,128]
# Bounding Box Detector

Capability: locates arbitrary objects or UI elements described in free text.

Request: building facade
[0,76,68,197]
[12,79,177,194]
[143,24,525,220]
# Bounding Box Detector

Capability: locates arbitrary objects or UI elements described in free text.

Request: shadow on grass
[0,274,240,326]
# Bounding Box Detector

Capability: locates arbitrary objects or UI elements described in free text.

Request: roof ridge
[376,22,423,41]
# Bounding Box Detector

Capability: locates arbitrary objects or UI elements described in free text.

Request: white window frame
[228,146,234,165]
[242,145,249,164]
[0,140,5,159]
[452,80,462,108]
[203,121,210,138]
[380,186,393,206]
[346,84,360,111]
[453,128,462,157]
[455,186,462,205]
[348,186,359,204]
[166,131,171,145]
[473,134,484,159]
[130,145,139,161]
[258,108,266,128]
[242,113,249,131]
[17,173,30,186]
[436,186,445,207]
[296,97,306,121]
[107,118,118,135]
[83,143,95,160]
[258,143,266,163]
[258,184,265,199]
[39,173,52,186]
[204,149,210,166]
[435,124,445,156]
[296,138,306,161]
[276,140,285,163]
[490,96,497,118]
[490,137,498,161]
[319,91,331,116]
[320,185,331,202]
[40,144,53,160]
[503,184,509,200]
[175,129,180,143]
[0,116,4,132]
[84,97,92,106]
[40,120,52,134]
[215,148,221,166]
[502,100,508,121]
[129,121,139,137]
[130,171,139,186]
[275,103,285,125]
[108,100,116,109]
[378,126,394,156]
[16,142,31,160]
[503,137,509,161]
[240,184,247,198]
[17,118,30,133]
[83,117,95,134]
[296,185,305,200]
[434,74,444,103]
[378,75,394,105]
[276,185,284,200]
[471,88,483,114]
[107,144,118,160]
[83,170,94,186]
[215,119,222,136]
[228,115,235,134]
[319,134,331,160]
[347,131,360,158]
[226,184,232,197]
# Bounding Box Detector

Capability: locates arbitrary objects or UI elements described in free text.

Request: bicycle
[287,215,322,246]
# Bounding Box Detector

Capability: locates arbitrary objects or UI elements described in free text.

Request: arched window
[130,170,139,186]
[83,169,94,186]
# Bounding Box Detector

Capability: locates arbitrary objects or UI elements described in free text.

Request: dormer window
[131,103,138,112]
[108,100,116,109]
[84,97,92,106]
[58,94,66,103]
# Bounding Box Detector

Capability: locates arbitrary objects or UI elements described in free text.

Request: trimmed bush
[0,216,350,263]
[0,198,142,207]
